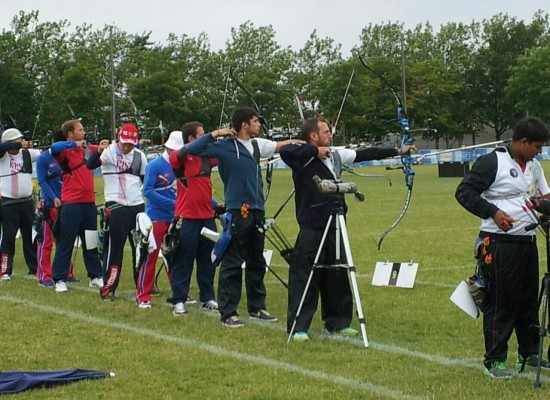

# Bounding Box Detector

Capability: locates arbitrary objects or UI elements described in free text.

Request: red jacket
[170,150,216,219]
[55,144,98,204]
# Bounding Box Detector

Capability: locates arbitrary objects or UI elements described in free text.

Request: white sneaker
[89,277,104,289]
[138,301,152,309]
[0,274,11,281]
[200,300,219,311]
[172,302,187,317]
[55,281,68,293]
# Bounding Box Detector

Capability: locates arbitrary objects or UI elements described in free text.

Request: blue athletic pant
[170,218,217,304]
[52,203,102,282]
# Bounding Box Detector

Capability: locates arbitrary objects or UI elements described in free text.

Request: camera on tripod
[312,175,365,202]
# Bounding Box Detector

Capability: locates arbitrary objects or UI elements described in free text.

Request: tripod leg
[338,214,369,348]
[287,215,334,343]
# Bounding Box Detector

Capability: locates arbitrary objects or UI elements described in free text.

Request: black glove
[214,203,226,218]
[529,196,550,215]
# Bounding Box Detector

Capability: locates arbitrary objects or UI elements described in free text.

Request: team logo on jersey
[115,157,132,171]
[9,159,23,172]
[509,168,518,178]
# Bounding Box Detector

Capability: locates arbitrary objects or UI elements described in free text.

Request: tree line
[1,10,549,148]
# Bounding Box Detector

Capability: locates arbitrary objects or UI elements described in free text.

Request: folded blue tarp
[0,368,114,394]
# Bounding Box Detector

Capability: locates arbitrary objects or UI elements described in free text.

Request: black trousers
[101,202,143,297]
[217,209,267,322]
[286,227,353,333]
[0,199,37,276]
[481,233,540,367]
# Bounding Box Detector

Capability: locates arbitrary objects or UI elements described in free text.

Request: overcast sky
[1,1,548,55]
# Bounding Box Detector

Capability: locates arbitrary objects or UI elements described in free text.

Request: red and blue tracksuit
[168,147,217,305]
[136,152,176,304]
[51,141,103,283]
[35,149,75,284]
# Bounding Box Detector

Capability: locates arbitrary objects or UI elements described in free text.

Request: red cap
[118,123,139,145]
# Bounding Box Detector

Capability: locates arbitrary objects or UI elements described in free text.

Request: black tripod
[286,200,369,348]
[533,215,550,388]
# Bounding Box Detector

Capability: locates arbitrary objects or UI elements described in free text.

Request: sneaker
[515,354,550,372]
[292,332,310,342]
[249,310,278,322]
[89,277,104,289]
[39,280,54,287]
[326,327,359,337]
[138,301,152,309]
[222,315,245,328]
[0,274,11,281]
[55,281,68,293]
[484,361,513,379]
[66,276,81,283]
[200,300,219,311]
[185,295,197,305]
[173,302,187,317]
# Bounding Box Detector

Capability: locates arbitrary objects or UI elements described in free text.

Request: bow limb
[291,91,305,123]
[359,56,404,109]
[218,66,231,129]
[377,185,413,250]
[332,69,355,135]
[341,164,392,187]
[359,55,415,249]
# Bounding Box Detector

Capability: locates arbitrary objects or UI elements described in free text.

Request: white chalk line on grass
[12,275,550,386]
[0,294,426,400]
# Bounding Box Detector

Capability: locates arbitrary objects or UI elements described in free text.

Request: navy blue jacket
[184,133,265,211]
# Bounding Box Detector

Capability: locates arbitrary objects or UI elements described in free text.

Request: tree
[0,11,73,140]
[470,13,549,139]
[223,21,293,131]
[287,30,343,122]
[507,45,550,121]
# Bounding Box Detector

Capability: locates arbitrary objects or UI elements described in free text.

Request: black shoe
[222,315,245,328]
[249,309,277,322]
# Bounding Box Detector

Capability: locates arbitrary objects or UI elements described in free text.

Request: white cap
[165,131,184,150]
[1,128,23,142]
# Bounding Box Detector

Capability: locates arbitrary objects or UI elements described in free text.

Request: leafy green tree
[287,30,342,123]
[0,11,73,140]
[469,13,549,139]
[223,21,293,132]
[507,45,550,121]
[353,22,410,145]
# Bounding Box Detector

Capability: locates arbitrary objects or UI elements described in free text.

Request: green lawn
[3,164,550,399]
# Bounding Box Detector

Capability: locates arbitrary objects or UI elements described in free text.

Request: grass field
[3,164,550,399]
